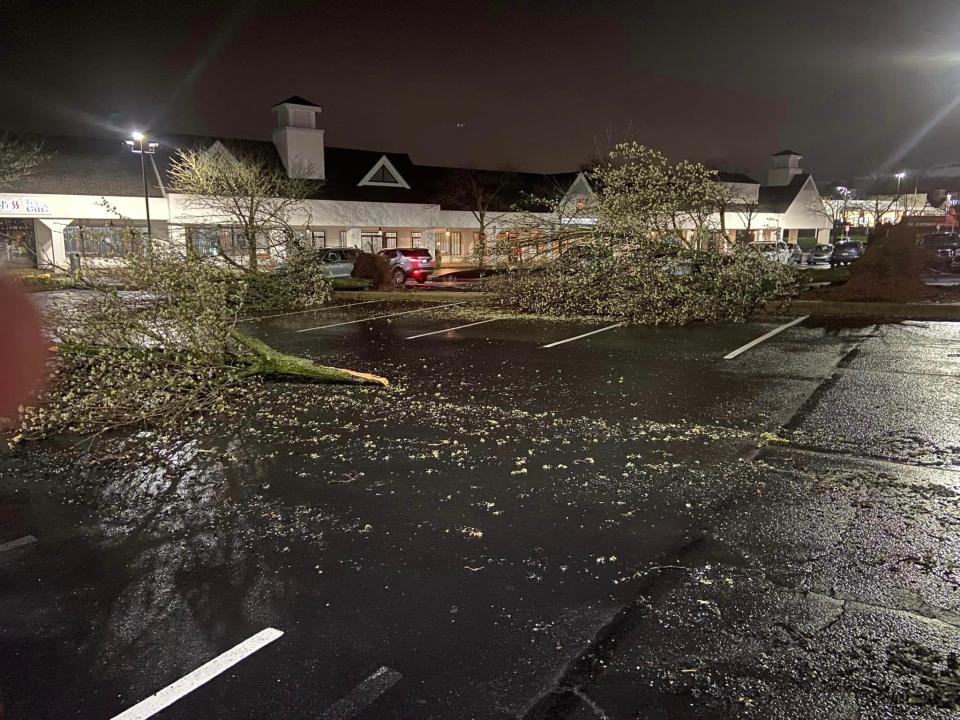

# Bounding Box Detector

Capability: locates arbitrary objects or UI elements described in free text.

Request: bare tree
[0,134,50,189]
[442,166,520,270]
[496,174,595,265]
[168,147,319,271]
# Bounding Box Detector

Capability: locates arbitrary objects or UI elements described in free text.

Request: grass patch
[800,266,849,285]
[332,277,372,290]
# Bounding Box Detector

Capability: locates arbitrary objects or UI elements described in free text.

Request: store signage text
[0,197,51,215]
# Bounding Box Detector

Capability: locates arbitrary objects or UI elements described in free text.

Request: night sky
[2,0,959,182]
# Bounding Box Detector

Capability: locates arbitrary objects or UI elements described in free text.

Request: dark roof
[273,95,319,107]
[714,171,759,184]
[772,149,802,157]
[1,131,574,210]
[0,133,175,197]
[758,174,810,213]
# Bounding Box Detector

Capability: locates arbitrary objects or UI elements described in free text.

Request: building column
[347,227,362,250]
[35,219,66,270]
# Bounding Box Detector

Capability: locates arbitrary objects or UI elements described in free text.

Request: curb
[766,300,960,321]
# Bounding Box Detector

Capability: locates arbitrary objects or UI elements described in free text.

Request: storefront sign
[0,197,51,215]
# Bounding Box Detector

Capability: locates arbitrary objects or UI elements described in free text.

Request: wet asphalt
[1,302,960,719]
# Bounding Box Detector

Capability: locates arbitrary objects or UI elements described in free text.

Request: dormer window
[358,155,410,189]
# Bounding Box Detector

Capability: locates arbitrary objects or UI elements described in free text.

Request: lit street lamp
[895,171,907,219]
[125,131,159,251]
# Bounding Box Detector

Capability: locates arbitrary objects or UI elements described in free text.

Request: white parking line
[406,318,499,339]
[241,299,389,322]
[723,315,810,360]
[319,666,403,720]
[0,535,37,553]
[541,322,625,348]
[109,628,284,720]
[298,302,466,332]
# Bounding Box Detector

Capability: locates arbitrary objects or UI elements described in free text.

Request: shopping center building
[0,96,831,270]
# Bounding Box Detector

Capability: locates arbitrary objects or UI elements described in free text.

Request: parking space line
[298,302,466,332]
[109,628,284,720]
[319,666,403,720]
[541,322,625,348]
[0,535,37,553]
[723,315,810,360]
[240,299,389,322]
[406,318,499,339]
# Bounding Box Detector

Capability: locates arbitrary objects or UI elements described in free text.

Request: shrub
[351,251,393,289]
[485,246,798,325]
[243,247,333,313]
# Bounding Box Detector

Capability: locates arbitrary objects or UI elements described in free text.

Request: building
[0,97,832,270]
[723,150,831,248]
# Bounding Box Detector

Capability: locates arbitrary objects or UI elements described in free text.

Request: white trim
[205,140,236,162]
[358,155,411,190]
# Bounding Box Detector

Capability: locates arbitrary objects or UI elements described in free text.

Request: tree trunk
[246,230,258,271]
[228,329,388,385]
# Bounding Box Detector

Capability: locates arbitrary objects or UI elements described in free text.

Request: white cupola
[271,95,325,180]
[767,149,804,186]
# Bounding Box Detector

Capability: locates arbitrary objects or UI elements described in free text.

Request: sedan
[808,244,833,265]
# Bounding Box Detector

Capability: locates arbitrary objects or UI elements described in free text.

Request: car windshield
[399,248,431,257]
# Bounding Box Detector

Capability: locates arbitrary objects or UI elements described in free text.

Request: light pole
[895,171,906,220]
[125,131,159,253]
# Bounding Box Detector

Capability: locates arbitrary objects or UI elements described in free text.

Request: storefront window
[64,224,146,258]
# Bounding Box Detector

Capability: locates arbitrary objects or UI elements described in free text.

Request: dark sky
[2,0,959,182]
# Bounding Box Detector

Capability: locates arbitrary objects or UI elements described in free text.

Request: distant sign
[0,197,50,215]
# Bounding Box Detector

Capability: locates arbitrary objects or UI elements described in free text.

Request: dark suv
[379,247,436,285]
[920,233,960,270]
[830,239,864,267]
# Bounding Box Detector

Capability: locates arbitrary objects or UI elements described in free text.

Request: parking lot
[2,301,960,719]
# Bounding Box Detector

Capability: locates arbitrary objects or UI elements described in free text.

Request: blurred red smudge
[0,276,48,420]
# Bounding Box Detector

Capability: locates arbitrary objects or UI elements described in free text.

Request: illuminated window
[450,231,462,255]
[410,231,422,247]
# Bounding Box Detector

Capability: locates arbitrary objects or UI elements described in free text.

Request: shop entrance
[0,218,38,268]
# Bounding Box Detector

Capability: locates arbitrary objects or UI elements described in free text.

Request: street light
[895,171,907,219]
[125,131,159,251]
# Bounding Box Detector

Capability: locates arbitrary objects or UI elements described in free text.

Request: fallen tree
[487,142,799,324]
[16,248,387,441]
[822,224,933,303]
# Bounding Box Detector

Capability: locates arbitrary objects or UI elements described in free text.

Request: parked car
[748,240,791,264]
[319,247,359,278]
[920,233,960,270]
[808,244,833,265]
[830,239,864,267]
[379,247,436,285]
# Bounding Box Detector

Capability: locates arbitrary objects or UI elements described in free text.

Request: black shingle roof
[273,95,320,107]
[1,133,176,197]
[758,174,809,213]
[0,132,575,211]
[715,171,759,184]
